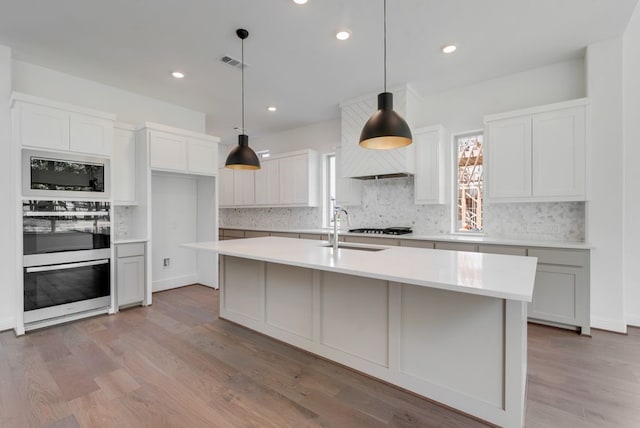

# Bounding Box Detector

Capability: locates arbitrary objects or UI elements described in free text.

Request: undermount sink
[321,243,387,252]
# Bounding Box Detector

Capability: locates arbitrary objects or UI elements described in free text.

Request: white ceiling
[0,0,637,143]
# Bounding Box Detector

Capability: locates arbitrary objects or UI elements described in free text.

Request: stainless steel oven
[23,200,111,324]
[22,149,110,198]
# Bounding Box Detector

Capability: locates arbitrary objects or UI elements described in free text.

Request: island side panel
[218,256,526,427]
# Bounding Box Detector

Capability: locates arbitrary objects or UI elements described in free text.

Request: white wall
[586,38,626,332]
[12,60,206,132]
[623,3,640,326]
[151,173,198,291]
[0,45,14,331]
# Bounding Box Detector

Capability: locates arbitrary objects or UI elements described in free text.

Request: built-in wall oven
[23,200,111,324]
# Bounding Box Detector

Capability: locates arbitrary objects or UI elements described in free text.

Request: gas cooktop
[348,227,413,235]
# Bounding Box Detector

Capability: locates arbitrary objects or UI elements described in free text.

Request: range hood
[340,85,422,179]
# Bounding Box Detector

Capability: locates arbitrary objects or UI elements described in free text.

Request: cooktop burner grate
[348,227,412,235]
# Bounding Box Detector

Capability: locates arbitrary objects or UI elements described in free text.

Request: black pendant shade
[225,28,260,170]
[359,92,412,149]
[225,134,260,170]
[359,0,412,150]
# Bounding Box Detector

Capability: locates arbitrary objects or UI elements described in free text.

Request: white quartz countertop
[184,237,537,302]
[220,226,591,249]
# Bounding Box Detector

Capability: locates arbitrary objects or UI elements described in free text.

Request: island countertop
[184,236,537,302]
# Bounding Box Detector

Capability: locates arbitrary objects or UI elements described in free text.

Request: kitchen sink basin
[321,244,387,252]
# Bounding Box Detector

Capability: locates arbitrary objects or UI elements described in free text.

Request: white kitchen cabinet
[186,137,218,175]
[485,117,532,200]
[233,170,256,206]
[113,125,136,204]
[116,243,145,307]
[145,124,219,176]
[12,93,116,156]
[149,130,188,171]
[70,113,113,156]
[532,106,586,198]
[434,242,477,252]
[484,98,587,202]
[279,154,309,205]
[18,102,70,151]
[335,147,361,206]
[218,167,235,207]
[414,125,446,204]
[255,159,280,205]
[526,248,590,335]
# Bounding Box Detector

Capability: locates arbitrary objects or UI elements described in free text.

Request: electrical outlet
[163,258,170,268]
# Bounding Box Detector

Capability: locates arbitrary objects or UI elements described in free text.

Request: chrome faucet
[330,198,349,252]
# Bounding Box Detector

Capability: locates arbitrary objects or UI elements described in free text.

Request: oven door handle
[25,259,109,273]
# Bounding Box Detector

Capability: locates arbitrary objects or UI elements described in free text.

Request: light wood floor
[1,286,639,428]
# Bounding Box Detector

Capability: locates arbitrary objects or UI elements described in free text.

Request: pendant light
[359,0,412,150]
[225,28,260,170]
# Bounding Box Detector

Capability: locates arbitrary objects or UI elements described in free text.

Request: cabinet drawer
[478,245,527,256]
[300,233,324,240]
[117,243,145,258]
[434,242,477,252]
[270,232,299,238]
[245,231,270,238]
[528,248,587,266]
[399,239,434,249]
[224,229,245,238]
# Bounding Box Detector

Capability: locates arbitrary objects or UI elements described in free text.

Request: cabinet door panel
[528,266,577,323]
[279,155,308,204]
[254,159,280,205]
[233,170,255,205]
[117,255,145,307]
[414,127,444,204]
[113,128,136,203]
[486,117,532,199]
[149,131,187,171]
[532,107,586,198]
[20,103,70,151]
[70,113,113,156]
[187,138,217,175]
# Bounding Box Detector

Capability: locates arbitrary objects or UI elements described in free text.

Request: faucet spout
[331,199,349,252]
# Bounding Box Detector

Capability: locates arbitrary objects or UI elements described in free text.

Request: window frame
[322,152,337,228]
[450,129,485,235]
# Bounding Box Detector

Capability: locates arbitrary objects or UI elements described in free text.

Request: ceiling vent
[220,55,247,70]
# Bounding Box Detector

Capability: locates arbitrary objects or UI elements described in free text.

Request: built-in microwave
[22,149,110,198]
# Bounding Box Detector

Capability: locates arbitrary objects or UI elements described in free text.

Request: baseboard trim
[591,317,628,333]
[0,317,15,332]
[153,274,198,292]
[625,315,640,328]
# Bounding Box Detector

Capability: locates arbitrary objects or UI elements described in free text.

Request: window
[324,153,337,227]
[454,133,484,233]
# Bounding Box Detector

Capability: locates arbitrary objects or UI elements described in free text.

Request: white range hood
[340,85,423,179]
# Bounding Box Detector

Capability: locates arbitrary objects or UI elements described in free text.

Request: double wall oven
[23,200,111,324]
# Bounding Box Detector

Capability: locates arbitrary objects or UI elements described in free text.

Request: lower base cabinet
[116,243,145,307]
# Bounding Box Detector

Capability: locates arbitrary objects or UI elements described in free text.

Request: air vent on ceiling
[220,55,247,70]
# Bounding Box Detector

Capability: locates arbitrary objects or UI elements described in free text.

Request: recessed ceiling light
[267,106,277,112]
[442,45,457,54]
[336,31,351,41]
[293,0,308,4]
[172,71,185,79]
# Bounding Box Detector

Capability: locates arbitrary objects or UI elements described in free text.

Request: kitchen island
[184,237,537,427]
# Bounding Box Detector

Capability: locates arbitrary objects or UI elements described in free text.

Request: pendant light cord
[383,0,387,92]
[241,36,245,134]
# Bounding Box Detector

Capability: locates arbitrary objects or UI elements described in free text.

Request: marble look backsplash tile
[219,177,585,242]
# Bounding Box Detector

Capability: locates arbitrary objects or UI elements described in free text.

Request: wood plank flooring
[1,285,639,427]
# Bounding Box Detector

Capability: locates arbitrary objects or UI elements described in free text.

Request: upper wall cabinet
[414,125,446,205]
[113,123,137,205]
[340,85,422,178]
[11,92,115,156]
[484,98,588,202]
[143,123,220,176]
[219,149,319,208]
